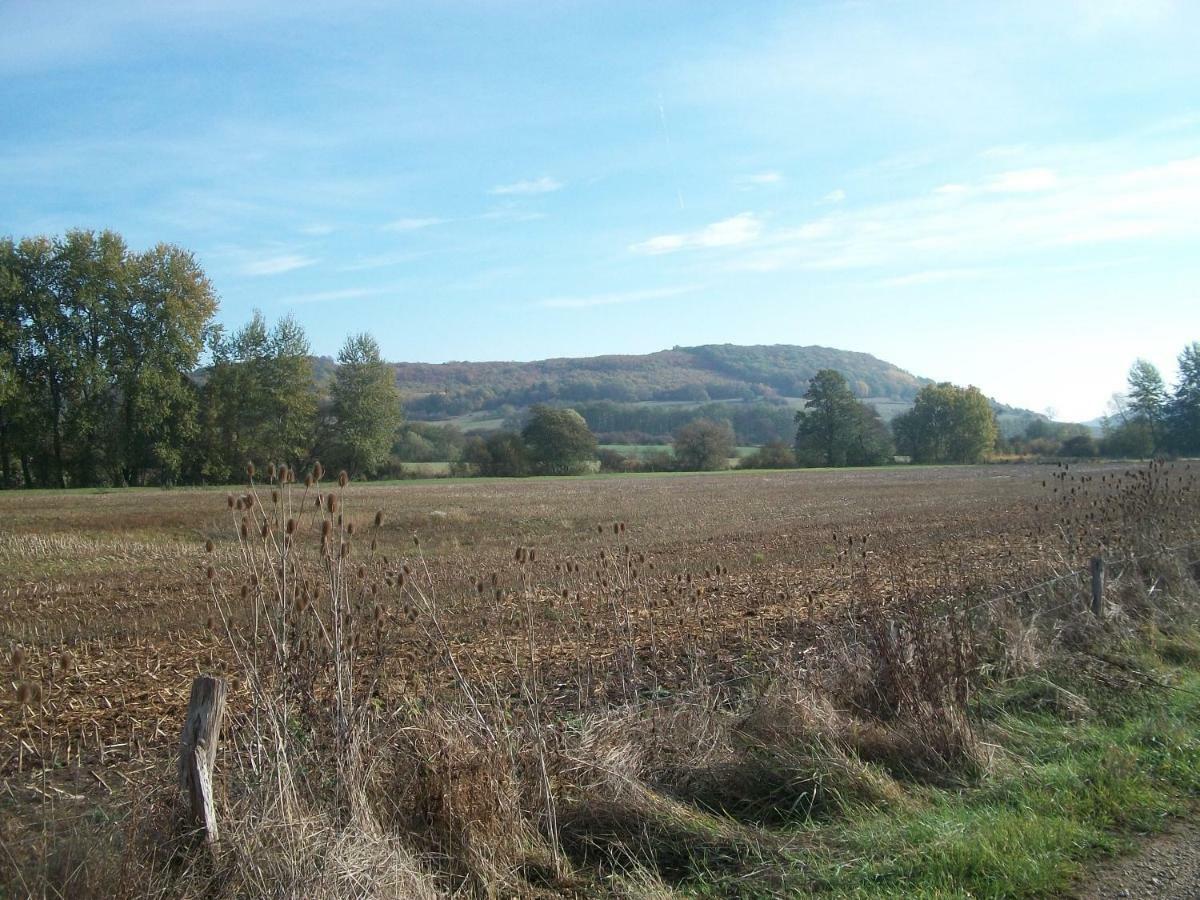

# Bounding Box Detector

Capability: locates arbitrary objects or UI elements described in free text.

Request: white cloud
[823,188,846,203]
[726,153,1200,274]
[634,235,687,254]
[631,212,763,255]
[298,223,335,236]
[382,216,447,232]
[985,168,1058,193]
[737,171,783,186]
[488,176,563,195]
[878,268,989,288]
[538,285,698,309]
[239,253,317,276]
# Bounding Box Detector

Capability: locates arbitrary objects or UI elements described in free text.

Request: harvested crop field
[3,464,1066,751]
[3,461,1197,897]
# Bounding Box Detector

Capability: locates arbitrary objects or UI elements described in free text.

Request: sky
[2,0,1199,421]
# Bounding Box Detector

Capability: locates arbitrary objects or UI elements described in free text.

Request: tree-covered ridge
[392,343,928,417]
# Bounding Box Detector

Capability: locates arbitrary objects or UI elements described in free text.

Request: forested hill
[340,344,929,418]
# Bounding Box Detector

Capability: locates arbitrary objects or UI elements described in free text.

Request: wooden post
[1090,556,1105,618]
[178,674,227,845]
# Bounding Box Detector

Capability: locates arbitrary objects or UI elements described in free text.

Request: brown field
[1,464,1085,774]
[2,461,1190,896]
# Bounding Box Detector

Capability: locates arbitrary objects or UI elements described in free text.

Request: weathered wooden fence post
[178,674,227,845]
[1090,556,1105,618]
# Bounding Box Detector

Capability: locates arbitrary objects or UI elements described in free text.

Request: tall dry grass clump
[162,461,445,896]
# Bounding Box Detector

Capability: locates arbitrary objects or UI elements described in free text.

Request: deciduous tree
[893,383,997,464]
[522,405,597,474]
[326,333,402,478]
[793,369,892,467]
[673,418,735,471]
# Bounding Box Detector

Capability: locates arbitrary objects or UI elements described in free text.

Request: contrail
[657,93,686,211]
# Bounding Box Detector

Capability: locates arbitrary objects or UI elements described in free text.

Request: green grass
[681,643,1200,898]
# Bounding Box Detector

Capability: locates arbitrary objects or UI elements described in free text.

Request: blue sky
[3,0,1199,421]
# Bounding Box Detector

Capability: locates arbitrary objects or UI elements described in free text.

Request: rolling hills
[309,343,1048,444]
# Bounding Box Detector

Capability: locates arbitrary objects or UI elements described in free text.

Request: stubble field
[2,465,1060,773]
[6,460,1197,898]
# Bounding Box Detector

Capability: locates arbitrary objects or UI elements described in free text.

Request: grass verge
[686,648,1200,898]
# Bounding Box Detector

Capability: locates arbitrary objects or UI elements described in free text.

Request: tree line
[8,231,1191,487]
[1,231,400,487]
[473,371,1000,476]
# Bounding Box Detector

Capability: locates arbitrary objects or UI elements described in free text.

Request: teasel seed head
[374,510,384,527]
[338,470,349,488]
[205,539,214,553]
[246,461,256,479]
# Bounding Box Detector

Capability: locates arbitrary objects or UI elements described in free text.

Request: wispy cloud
[538,285,698,309]
[478,208,548,222]
[985,168,1058,193]
[339,250,429,273]
[822,188,847,203]
[737,171,783,186]
[728,153,1200,274]
[878,268,990,288]
[282,287,388,305]
[382,216,447,232]
[488,176,563,195]
[239,253,317,276]
[630,212,762,255]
